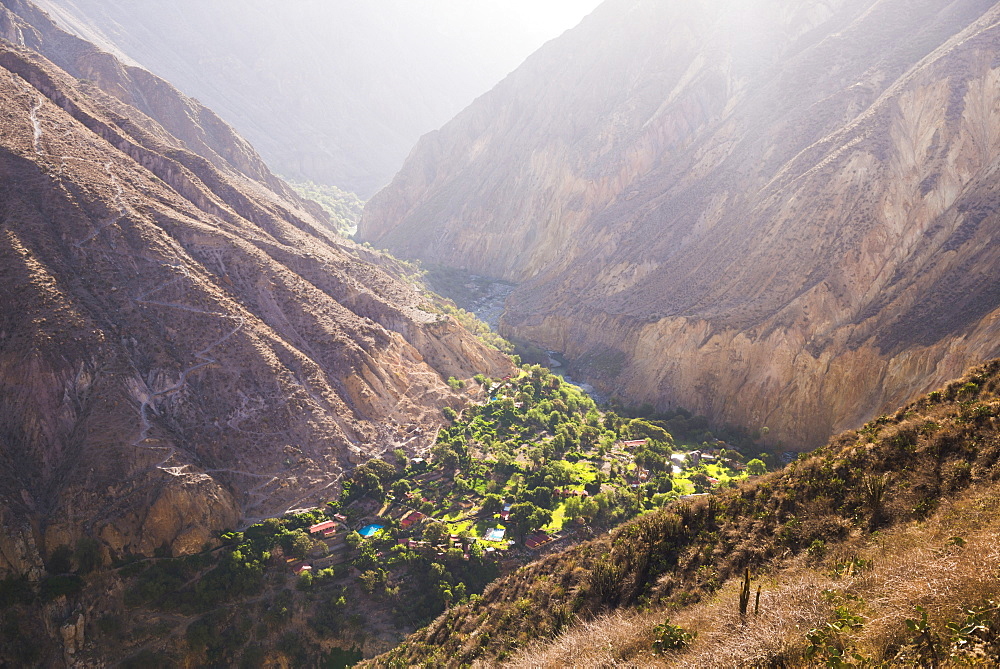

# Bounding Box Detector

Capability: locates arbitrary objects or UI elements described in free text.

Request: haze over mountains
[33,0,601,198]
[0,0,509,575]
[5,0,1000,665]
[362,0,1000,448]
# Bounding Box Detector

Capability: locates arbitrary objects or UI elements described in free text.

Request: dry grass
[375,361,1000,667]
[504,484,1000,668]
[496,610,664,668]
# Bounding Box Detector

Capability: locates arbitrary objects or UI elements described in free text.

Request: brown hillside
[361,0,1000,448]
[0,0,511,576]
[369,358,1000,666]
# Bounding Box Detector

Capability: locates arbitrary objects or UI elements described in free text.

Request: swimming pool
[483,527,506,542]
[358,524,384,537]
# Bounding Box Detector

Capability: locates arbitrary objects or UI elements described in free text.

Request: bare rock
[362,0,1000,447]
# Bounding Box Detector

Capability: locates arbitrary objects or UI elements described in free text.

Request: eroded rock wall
[362,0,1000,447]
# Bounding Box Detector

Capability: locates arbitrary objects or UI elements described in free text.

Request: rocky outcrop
[362,0,1000,447]
[0,0,512,575]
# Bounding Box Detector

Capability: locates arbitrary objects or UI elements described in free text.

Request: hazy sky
[432,0,605,73]
[34,0,608,194]
[489,0,604,40]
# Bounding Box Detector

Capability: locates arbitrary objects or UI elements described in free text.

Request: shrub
[46,544,73,574]
[75,537,102,574]
[39,574,83,601]
[652,619,696,653]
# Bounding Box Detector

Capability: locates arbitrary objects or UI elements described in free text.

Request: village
[279,365,765,607]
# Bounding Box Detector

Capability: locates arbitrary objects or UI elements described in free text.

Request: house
[333,513,348,523]
[525,532,554,550]
[400,510,425,529]
[293,564,313,575]
[309,520,337,537]
[500,502,513,521]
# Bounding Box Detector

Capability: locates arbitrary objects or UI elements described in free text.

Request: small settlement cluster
[283,366,760,585]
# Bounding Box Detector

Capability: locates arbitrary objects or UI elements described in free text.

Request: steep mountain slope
[31,0,598,197]
[371,358,1000,666]
[361,0,1000,448]
[0,0,511,577]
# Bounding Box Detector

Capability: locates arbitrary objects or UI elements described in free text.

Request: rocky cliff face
[0,0,511,576]
[361,0,1000,447]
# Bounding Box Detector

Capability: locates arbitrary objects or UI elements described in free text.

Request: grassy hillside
[369,359,1000,666]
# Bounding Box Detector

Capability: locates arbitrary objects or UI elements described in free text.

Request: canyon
[361,0,1000,448]
[5,0,1000,664]
[0,0,510,578]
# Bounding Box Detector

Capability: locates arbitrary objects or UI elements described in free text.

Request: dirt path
[11,74,305,518]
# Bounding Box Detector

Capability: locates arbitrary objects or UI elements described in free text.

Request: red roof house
[400,511,426,529]
[309,520,337,537]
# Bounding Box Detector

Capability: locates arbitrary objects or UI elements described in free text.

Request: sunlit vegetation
[373,359,1000,667]
[285,179,363,235]
[342,364,753,542]
[420,301,514,353]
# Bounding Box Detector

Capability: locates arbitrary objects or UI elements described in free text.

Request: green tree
[627,418,673,444]
[481,493,504,515]
[746,458,767,476]
[280,529,315,559]
[508,502,552,544]
[432,443,461,472]
[689,472,712,493]
[580,497,599,522]
[359,569,384,594]
[563,496,583,522]
[391,479,412,499]
[392,448,408,468]
[422,521,449,545]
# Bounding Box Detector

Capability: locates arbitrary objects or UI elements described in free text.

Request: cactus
[739,567,751,617]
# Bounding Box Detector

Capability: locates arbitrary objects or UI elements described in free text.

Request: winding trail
[12,74,378,530]
[73,163,127,248]
[28,95,42,154]
[11,74,308,518]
